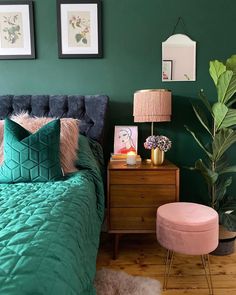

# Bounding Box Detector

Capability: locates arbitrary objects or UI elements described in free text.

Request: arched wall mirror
[162,34,196,82]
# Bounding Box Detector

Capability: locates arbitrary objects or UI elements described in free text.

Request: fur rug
[95,268,162,295]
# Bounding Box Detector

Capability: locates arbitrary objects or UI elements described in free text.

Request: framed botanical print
[57,0,102,58]
[0,1,35,59]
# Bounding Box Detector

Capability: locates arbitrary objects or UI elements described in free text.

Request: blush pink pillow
[0,113,79,174]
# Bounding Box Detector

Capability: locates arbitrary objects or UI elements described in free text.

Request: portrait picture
[114,126,138,154]
[162,60,172,81]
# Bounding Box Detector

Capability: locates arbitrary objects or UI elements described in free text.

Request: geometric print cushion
[1,113,80,174]
[0,118,63,183]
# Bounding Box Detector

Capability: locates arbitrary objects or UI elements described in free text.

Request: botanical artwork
[68,11,90,47]
[114,126,138,154]
[58,1,101,58]
[0,12,23,48]
[0,2,34,59]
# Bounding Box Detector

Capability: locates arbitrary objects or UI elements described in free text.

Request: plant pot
[211,225,236,256]
[151,148,164,165]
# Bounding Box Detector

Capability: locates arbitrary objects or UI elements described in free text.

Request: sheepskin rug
[95,268,162,295]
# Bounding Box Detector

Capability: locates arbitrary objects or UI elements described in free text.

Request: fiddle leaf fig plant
[186,55,236,231]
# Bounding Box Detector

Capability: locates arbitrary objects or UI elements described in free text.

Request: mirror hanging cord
[172,16,190,37]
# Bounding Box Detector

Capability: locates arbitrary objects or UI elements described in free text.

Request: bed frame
[0,95,109,145]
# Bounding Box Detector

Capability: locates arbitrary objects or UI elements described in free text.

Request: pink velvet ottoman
[156,202,219,294]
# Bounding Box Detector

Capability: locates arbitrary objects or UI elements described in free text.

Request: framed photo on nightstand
[114,126,138,154]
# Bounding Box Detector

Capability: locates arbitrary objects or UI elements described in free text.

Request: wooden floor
[97,233,236,294]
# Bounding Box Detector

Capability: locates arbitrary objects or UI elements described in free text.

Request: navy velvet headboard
[0,95,109,144]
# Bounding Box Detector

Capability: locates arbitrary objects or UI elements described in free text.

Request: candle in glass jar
[126,151,137,165]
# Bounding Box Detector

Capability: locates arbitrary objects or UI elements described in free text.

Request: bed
[0,95,109,295]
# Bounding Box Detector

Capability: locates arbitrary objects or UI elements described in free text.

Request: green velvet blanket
[0,135,104,295]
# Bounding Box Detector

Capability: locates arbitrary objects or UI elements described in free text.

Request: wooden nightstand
[107,160,179,259]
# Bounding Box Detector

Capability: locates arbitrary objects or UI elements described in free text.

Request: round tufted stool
[156,202,219,295]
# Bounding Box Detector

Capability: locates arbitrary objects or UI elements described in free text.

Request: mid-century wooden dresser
[107,160,179,258]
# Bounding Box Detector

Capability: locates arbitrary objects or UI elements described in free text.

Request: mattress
[0,135,104,295]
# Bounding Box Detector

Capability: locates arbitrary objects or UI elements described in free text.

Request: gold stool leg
[163,249,174,290]
[163,249,170,290]
[206,255,214,295]
[201,254,214,295]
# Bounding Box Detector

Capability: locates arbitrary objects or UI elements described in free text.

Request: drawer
[110,208,156,230]
[110,185,176,207]
[109,170,176,185]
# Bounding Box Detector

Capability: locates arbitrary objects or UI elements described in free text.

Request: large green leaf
[199,90,213,115]
[209,60,226,86]
[226,54,236,72]
[226,95,236,107]
[212,102,228,130]
[218,200,236,231]
[224,73,236,105]
[220,197,236,211]
[215,177,232,207]
[221,108,236,128]
[219,211,236,231]
[215,155,228,172]
[212,128,236,161]
[195,159,218,185]
[185,125,212,159]
[219,165,236,175]
[192,102,212,136]
[217,70,235,103]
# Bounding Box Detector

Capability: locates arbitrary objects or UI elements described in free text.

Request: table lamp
[133,89,172,136]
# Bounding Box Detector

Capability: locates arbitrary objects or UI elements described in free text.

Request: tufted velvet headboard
[0,95,109,145]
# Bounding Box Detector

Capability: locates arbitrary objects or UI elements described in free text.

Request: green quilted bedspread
[0,135,104,295]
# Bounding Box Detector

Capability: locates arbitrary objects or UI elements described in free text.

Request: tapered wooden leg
[113,234,120,260]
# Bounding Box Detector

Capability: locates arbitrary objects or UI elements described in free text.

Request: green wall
[1,0,236,201]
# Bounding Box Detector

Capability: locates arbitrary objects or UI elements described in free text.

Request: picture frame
[0,1,35,60]
[57,0,102,58]
[114,126,138,154]
[162,60,173,81]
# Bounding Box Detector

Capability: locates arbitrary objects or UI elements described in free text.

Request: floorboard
[97,233,236,294]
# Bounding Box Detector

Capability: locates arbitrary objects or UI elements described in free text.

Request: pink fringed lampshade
[133,89,172,122]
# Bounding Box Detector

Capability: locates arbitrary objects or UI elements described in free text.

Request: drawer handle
[141,216,145,222]
[140,194,145,199]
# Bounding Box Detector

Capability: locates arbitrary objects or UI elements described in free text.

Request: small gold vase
[151,148,164,165]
